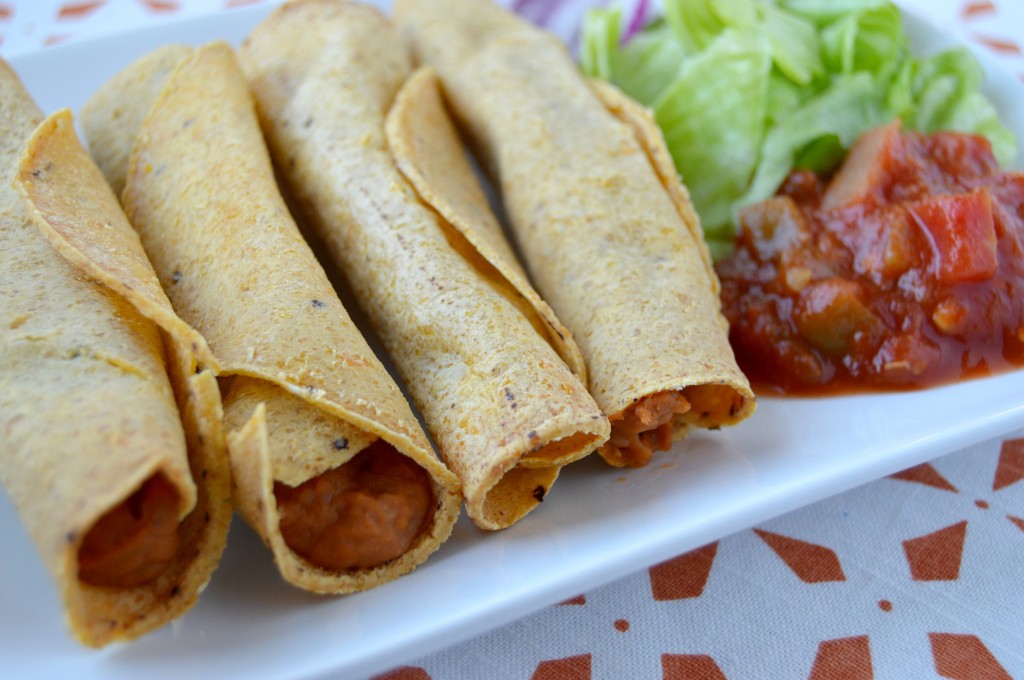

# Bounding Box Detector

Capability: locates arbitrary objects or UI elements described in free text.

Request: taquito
[394,0,756,468]
[81,42,460,592]
[0,61,230,647]
[241,0,610,529]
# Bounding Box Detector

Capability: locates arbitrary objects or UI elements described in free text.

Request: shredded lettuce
[653,31,771,238]
[741,72,888,207]
[820,3,903,76]
[610,19,690,106]
[579,0,1017,257]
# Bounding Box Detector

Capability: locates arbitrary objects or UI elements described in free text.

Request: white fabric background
[1,2,1021,679]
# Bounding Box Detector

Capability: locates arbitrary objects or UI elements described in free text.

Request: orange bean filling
[274,440,435,571]
[605,391,691,468]
[78,474,182,588]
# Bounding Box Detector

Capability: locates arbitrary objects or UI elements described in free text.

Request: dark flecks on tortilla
[532,486,546,502]
[310,298,325,308]
[333,437,349,451]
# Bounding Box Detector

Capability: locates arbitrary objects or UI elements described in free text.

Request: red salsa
[716,121,1024,394]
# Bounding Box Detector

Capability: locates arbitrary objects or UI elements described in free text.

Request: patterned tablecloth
[1,1,1023,679]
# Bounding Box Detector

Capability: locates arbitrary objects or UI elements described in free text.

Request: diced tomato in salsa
[909,190,997,283]
[716,122,1024,393]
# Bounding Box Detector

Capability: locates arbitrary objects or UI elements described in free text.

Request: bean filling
[78,474,182,588]
[274,440,435,571]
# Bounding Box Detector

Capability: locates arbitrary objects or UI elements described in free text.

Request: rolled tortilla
[82,42,461,592]
[394,0,756,467]
[241,0,610,529]
[0,60,230,647]
[80,44,193,199]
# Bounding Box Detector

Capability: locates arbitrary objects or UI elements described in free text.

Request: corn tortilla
[0,59,230,647]
[388,67,587,383]
[241,0,610,529]
[17,109,217,372]
[84,42,460,592]
[394,0,756,467]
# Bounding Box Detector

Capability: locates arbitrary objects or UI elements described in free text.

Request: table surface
[2,1,1023,679]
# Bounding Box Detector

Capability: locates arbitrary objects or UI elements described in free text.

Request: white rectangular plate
[2,3,1023,679]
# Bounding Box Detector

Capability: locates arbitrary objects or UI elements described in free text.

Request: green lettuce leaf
[653,30,772,237]
[740,72,888,208]
[579,6,622,81]
[761,3,823,85]
[820,3,904,75]
[612,22,689,106]
[777,0,887,26]
[662,0,756,53]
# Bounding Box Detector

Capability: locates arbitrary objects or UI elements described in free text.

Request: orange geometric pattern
[649,542,718,600]
[661,654,728,680]
[754,530,846,583]
[559,594,587,606]
[970,35,1023,55]
[902,521,968,581]
[532,654,591,680]
[890,463,958,492]
[139,0,179,13]
[808,636,873,680]
[929,633,1013,680]
[372,667,431,680]
[993,439,1024,490]
[962,1,997,19]
[4,4,1020,679]
[57,2,105,19]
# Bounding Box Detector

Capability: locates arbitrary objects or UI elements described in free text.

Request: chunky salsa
[717,121,1024,394]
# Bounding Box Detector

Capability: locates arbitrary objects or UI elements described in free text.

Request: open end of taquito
[223,377,453,591]
[393,0,755,470]
[241,0,609,530]
[587,80,756,468]
[5,62,230,645]
[385,65,606,526]
[65,340,232,647]
[83,41,461,592]
[4,334,230,647]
